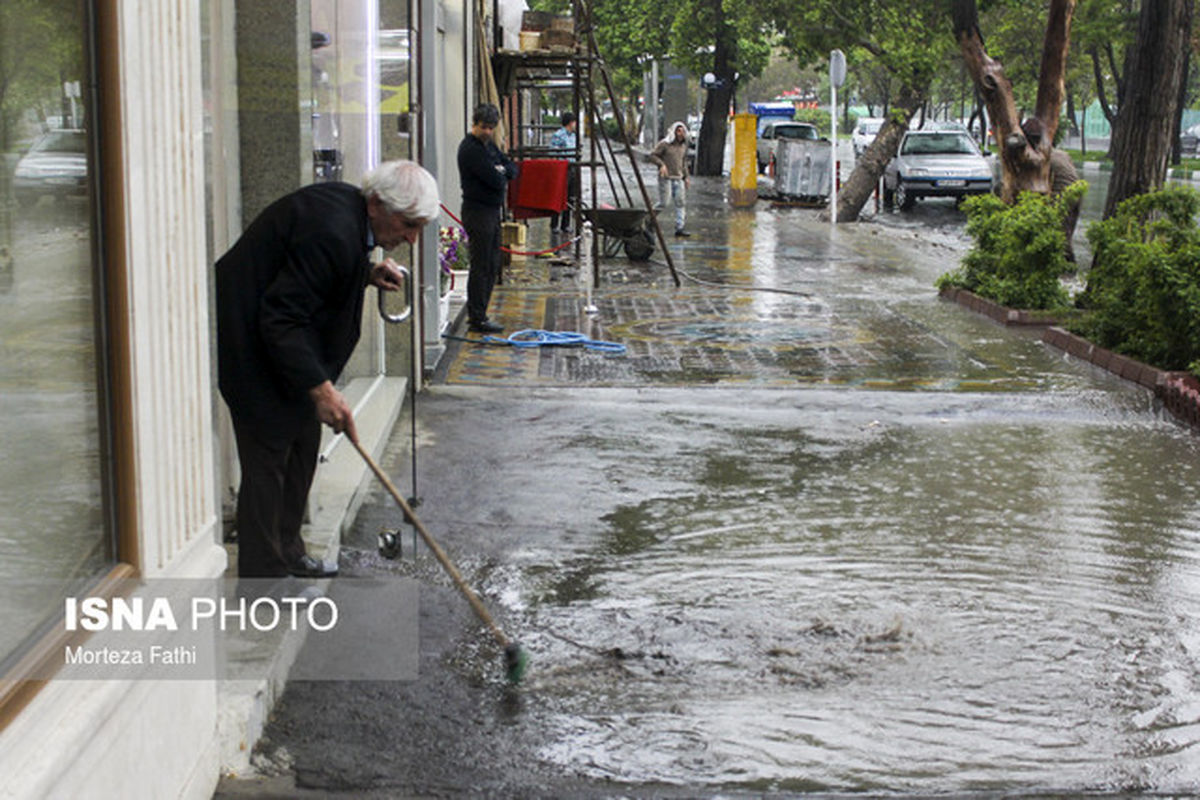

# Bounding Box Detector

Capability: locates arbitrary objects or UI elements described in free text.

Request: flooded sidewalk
[219,175,1200,798]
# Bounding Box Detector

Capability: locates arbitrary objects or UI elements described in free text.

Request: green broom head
[504,642,528,684]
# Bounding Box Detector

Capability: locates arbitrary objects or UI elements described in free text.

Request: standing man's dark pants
[232,418,321,577]
[555,165,579,232]
[462,201,502,324]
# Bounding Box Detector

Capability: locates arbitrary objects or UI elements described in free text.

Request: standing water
[252,173,1200,797]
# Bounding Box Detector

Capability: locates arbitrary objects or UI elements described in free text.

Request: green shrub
[793,108,832,138]
[1074,186,1200,376]
[936,183,1086,310]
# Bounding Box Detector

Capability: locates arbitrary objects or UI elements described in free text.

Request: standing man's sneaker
[468,319,504,333]
[674,229,691,237]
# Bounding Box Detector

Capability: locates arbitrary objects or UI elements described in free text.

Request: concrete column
[236,0,312,225]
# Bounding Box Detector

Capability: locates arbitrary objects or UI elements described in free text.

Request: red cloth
[508,159,568,220]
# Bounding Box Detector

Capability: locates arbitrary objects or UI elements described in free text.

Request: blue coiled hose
[446,329,626,354]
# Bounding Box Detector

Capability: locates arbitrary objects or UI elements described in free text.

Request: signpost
[829,50,846,224]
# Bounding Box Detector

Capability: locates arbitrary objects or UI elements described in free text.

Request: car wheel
[896,183,916,211]
[757,157,765,174]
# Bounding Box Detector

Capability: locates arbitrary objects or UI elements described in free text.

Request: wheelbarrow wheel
[623,229,654,261]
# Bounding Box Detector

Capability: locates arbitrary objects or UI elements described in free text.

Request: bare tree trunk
[695,35,734,176]
[1171,46,1191,165]
[1104,0,1194,217]
[836,88,924,222]
[953,0,1075,201]
[1090,48,1116,127]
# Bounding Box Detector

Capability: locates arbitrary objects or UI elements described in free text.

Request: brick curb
[940,286,1200,431]
[937,286,1062,326]
[1041,326,1200,430]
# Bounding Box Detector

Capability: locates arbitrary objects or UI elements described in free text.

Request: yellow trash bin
[729,112,757,207]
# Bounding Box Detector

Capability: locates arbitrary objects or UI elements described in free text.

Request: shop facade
[0,0,474,796]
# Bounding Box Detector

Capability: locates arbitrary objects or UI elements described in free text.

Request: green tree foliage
[532,0,674,98]
[975,0,1051,114]
[1070,0,1136,127]
[1076,187,1200,375]
[667,0,772,83]
[534,0,772,172]
[759,0,954,219]
[937,183,1086,309]
[0,0,84,149]
[761,1,951,95]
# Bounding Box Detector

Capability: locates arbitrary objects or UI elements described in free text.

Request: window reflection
[0,0,108,667]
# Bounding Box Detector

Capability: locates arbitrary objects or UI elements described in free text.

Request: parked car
[851,117,884,157]
[757,120,820,174]
[686,119,700,172]
[1180,122,1200,156]
[882,127,994,211]
[12,129,88,207]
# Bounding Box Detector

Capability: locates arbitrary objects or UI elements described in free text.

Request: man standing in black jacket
[457,104,517,333]
[216,160,438,578]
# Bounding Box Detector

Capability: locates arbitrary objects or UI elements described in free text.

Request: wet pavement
[216,172,1200,798]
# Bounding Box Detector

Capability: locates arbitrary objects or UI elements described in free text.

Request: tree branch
[1091,46,1116,124]
[1033,0,1077,142]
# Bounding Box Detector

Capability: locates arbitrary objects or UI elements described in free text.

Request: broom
[351,438,528,684]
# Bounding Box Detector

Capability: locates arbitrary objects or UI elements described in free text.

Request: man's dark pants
[555,164,579,231]
[232,417,321,577]
[462,201,502,324]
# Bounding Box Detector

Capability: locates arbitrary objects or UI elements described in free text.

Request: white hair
[361,160,440,222]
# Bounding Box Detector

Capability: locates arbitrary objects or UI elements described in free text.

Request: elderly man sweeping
[216,160,438,578]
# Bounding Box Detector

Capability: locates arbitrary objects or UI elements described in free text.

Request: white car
[756,121,820,174]
[13,129,89,207]
[851,117,884,157]
[882,127,994,211]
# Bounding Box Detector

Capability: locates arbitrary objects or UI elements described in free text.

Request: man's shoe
[288,554,338,578]
[674,229,691,237]
[468,319,504,333]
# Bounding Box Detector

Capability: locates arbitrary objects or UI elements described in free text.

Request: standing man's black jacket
[216,182,372,446]
[457,134,516,207]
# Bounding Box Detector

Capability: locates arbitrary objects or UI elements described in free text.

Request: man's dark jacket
[216,182,371,445]
[457,134,517,208]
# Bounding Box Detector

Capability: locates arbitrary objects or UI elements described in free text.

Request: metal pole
[831,80,838,225]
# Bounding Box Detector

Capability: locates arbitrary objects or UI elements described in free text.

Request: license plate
[938,179,966,187]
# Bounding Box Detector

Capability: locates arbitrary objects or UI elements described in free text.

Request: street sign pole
[829,50,846,226]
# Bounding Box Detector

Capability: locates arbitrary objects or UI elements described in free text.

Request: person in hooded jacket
[649,121,691,236]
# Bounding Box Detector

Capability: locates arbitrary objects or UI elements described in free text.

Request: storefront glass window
[0,0,109,666]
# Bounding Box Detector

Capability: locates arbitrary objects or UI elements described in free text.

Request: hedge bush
[936,183,1087,310]
[1074,186,1200,376]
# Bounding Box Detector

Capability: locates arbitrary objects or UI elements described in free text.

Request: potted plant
[438,224,468,297]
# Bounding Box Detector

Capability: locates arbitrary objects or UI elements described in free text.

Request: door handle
[377,264,413,324]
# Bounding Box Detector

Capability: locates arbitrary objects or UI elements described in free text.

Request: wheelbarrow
[582,207,657,261]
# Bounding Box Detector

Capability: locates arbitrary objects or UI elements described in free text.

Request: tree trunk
[1080,105,1087,155]
[1104,0,1194,217]
[695,36,734,176]
[835,88,924,222]
[1171,46,1191,165]
[953,0,1075,201]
